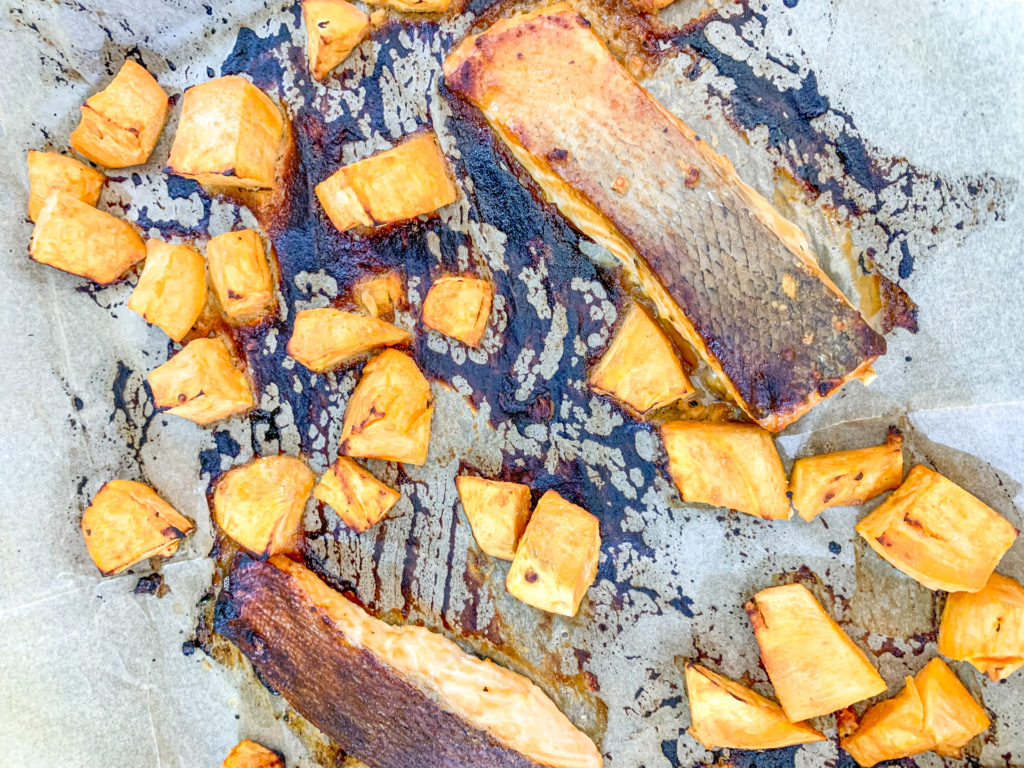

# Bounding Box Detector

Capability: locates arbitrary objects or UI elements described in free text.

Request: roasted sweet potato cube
[354,271,404,317]
[81,480,194,576]
[148,336,254,425]
[166,76,285,189]
[303,0,370,81]
[207,229,276,323]
[70,60,169,168]
[746,583,886,722]
[661,421,790,520]
[127,240,207,342]
[855,464,1018,592]
[421,276,493,347]
[214,456,315,557]
[588,304,693,416]
[27,150,105,221]
[683,662,824,750]
[841,658,990,767]
[340,349,434,465]
[287,307,410,372]
[505,490,600,616]
[791,428,904,521]
[313,457,400,533]
[315,131,459,232]
[30,192,145,284]
[222,739,283,768]
[364,0,453,12]
[938,572,1024,681]
[455,476,532,560]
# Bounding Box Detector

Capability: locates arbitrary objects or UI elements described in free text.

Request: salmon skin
[442,5,885,431]
[215,554,602,768]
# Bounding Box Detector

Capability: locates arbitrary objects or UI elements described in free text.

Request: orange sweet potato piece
[746,583,886,722]
[287,307,410,372]
[70,60,169,168]
[855,464,1018,592]
[221,739,283,768]
[505,490,600,616]
[683,662,824,750]
[166,76,284,189]
[938,572,1024,681]
[147,336,254,425]
[29,192,145,283]
[340,349,434,465]
[421,276,493,347]
[363,0,453,12]
[661,420,790,520]
[455,476,532,560]
[313,457,401,533]
[27,150,105,221]
[790,428,904,521]
[588,304,693,417]
[354,271,404,317]
[81,480,194,575]
[206,229,276,323]
[303,0,370,81]
[214,456,315,557]
[127,239,208,342]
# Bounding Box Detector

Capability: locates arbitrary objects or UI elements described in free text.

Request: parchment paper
[1,1,1022,766]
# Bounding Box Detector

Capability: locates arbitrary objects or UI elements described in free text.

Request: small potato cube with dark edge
[213,456,315,557]
[222,739,284,768]
[27,150,105,221]
[302,0,370,81]
[207,229,276,323]
[147,336,254,425]
[354,270,404,317]
[127,239,208,342]
[938,572,1024,681]
[421,276,493,348]
[313,457,400,533]
[315,131,459,232]
[166,76,285,190]
[287,307,410,373]
[506,490,600,616]
[455,476,531,560]
[81,480,194,576]
[69,60,169,168]
[29,192,145,284]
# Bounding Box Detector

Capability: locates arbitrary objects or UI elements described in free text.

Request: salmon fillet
[442,5,885,431]
[215,555,601,768]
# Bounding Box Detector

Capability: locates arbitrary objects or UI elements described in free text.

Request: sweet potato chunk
[315,131,459,231]
[148,336,254,425]
[287,307,410,372]
[683,662,824,750]
[166,76,285,189]
[27,150,105,221]
[506,490,600,616]
[588,304,693,416]
[29,193,145,284]
[421,276,493,347]
[841,657,990,767]
[313,457,400,533]
[303,0,370,81]
[81,480,194,575]
[791,428,904,521]
[127,240,207,342]
[855,464,1018,592]
[213,456,315,557]
[661,421,790,520]
[206,229,276,323]
[340,349,434,465]
[354,271,404,317]
[364,0,453,12]
[222,739,283,768]
[455,476,532,560]
[938,572,1024,681]
[746,583,886,722]
[69,60,169,168]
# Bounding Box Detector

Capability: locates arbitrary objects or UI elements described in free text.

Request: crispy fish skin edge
[215,555,601,768]
[441,5,884,431]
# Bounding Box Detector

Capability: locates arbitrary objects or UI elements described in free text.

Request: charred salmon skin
[442,5,885,431]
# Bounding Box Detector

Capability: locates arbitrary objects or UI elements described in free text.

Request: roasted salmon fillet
[443,5,885,431]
